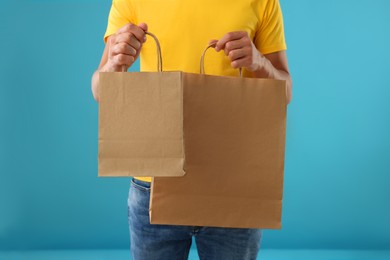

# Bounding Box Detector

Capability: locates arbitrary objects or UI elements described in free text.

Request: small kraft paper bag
[98,32,287,229]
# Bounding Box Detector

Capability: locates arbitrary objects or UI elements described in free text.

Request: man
[91,0,292,259]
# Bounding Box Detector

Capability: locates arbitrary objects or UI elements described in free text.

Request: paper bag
[150,73,287,229]
[98,32,287,228]
[99,71,186,177]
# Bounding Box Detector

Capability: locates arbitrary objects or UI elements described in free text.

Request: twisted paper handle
[122,31,163,72]
[122,33,241,76]
[200,42,243,77]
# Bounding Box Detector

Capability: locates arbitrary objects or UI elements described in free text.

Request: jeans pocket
[131,178,151,192]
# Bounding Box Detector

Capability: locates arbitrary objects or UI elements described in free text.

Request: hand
[106,23,148,72]
[211,31,265,72]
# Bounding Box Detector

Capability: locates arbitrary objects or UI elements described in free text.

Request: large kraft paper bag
[150,73,286,229]
[98,32,287,228]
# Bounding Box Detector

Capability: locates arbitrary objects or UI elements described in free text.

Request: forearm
[91,70,100,102]
[91,62,119,103]
[253,55,292,104]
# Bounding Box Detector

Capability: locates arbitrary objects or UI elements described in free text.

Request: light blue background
[0,0,389,252]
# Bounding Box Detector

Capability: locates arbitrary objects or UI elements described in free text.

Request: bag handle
[121,33,242,76]
[122,31,163,72]
[200,42,243,77]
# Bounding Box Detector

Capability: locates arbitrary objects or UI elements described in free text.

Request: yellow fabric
[104,0,287,183]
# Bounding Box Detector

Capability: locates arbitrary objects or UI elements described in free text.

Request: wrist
[249,50,266,72]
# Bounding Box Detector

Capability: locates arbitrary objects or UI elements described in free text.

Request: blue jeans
[128,178,262,260]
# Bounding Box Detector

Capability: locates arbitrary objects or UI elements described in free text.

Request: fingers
[215,31,247,52]
[138,23,148,42]
[228,48,248,61]
[107,22,148,71]
[110,42,137,56]
[217,35,252,66]
[231,56,252,69]
[223,37,251,55]
[211,31,260,71]
[113,54,135,67]
[116,23,147,43]
[114,33,141,49]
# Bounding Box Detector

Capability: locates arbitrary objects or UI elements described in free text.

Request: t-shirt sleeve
[254,0,287,54]
[103,0,137,43]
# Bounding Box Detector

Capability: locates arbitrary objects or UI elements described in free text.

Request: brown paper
[98,72,186,177]
[98,32,287,228]
[150,73,287,229]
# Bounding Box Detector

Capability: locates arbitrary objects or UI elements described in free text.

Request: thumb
[138,23,148,42]
[208,39,218,47]
[138,22,148,32]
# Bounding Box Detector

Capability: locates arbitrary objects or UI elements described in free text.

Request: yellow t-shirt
[104,0,287,182]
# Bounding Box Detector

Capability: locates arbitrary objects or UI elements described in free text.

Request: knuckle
[114,46,122,55]
[109,45,117,55]
[241,31,249,38]
[112,55,119,65]
[113,42,120,51]
[128,35,136,44]
[118,54,125,64]
[134,40,141,49]
[120,42,128,50]
[109,36,116,45]
[125,23,133,31]
[228,51,234,59]
[226,32,233,40]
[125,32,132,40]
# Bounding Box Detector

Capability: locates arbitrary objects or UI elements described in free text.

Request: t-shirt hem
[134,176,152,182]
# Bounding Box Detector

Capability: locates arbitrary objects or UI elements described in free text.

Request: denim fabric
[128,178,262,260]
